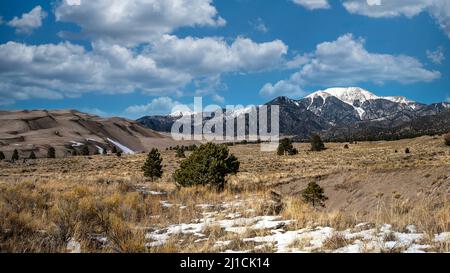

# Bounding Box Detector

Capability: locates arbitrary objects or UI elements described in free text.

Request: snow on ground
[106,138,135,154]
[144,198,449,253]
[70,141,84,147]
[95,145,104,154]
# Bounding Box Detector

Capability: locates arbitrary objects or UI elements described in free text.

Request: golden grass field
[0,135,449,253]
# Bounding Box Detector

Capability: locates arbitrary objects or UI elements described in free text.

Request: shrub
[444,134,450,146]
[111,146,118,154]
[173,143,239,191]
[302,182,328,208]
[81,146,90,156]
[288,147,299,156]
[176,147,186,158]
[405,148,410,154]
[142,148,163,182]
[344,144,349,149]
[0,151,5,161]
[29,151,37,160]
[310,135,325,151]
[47,147,56,159]
[277,138,297,156]
[11,149,19,162]
[116,151,122,157]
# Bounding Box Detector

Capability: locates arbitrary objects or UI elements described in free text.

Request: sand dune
[0,110,179,158]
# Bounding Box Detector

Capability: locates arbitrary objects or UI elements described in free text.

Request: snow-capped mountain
[302,87,420,122]
[137,87,450,140]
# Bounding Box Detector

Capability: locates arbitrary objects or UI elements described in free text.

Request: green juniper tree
[176,147,186,158]
[310,134,325,152]
[302,182,328,208]
[173,143,239,191]
[277,138,298,156]
[0,151,5,161]
[29,151,37,160]
[11,149,19,162]
[47,147,56,159]
[81,146,90,156]
[142,148,163,182]
[288,146,299,156]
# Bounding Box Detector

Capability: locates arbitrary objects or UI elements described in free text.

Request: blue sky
[0,0,449,118]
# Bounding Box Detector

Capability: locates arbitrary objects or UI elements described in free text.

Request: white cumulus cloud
[261,33,440,98]
[342,0,450,38]
[55,0,226,45]
[125,96,183,116]
[150,35,288,75]
[292,0,330,10]
[0,41,191,105]
[0,0,290,105]
[7,6,47,34]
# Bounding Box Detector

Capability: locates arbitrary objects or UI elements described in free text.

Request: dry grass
[321,232,351,251]
[0,135,449,252]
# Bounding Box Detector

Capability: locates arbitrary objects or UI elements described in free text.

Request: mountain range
[137,87,450,141]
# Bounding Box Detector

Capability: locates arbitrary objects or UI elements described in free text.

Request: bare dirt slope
[0,110,180,158]
[277,166,450,215]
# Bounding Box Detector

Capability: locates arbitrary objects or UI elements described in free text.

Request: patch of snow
[435,232,450,242]
[67,238,81,253]
[149,191,166,196]
[226,213,242,219]
[355,107,365,119]
[196,204,214,209]
[169,110,196,118]
[106,138,135,154]
[160,201,173,208]
[405,225,417,234]
[70,141,84,147]
[225,226,249,234]
[225,106,256,119]
[215,240,232,248]
[95,145,104,154]
[384,96,415,105]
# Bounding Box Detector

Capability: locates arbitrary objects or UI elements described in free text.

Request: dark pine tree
[81,146,90,156]
[11,149,19,162]
[302,182,328,208]
[47,147,56,159]
[310,135,325,152]
[277,138,297,156]
[142,148,163,182]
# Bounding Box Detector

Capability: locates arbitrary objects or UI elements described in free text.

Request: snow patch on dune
[106,138,135,154]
